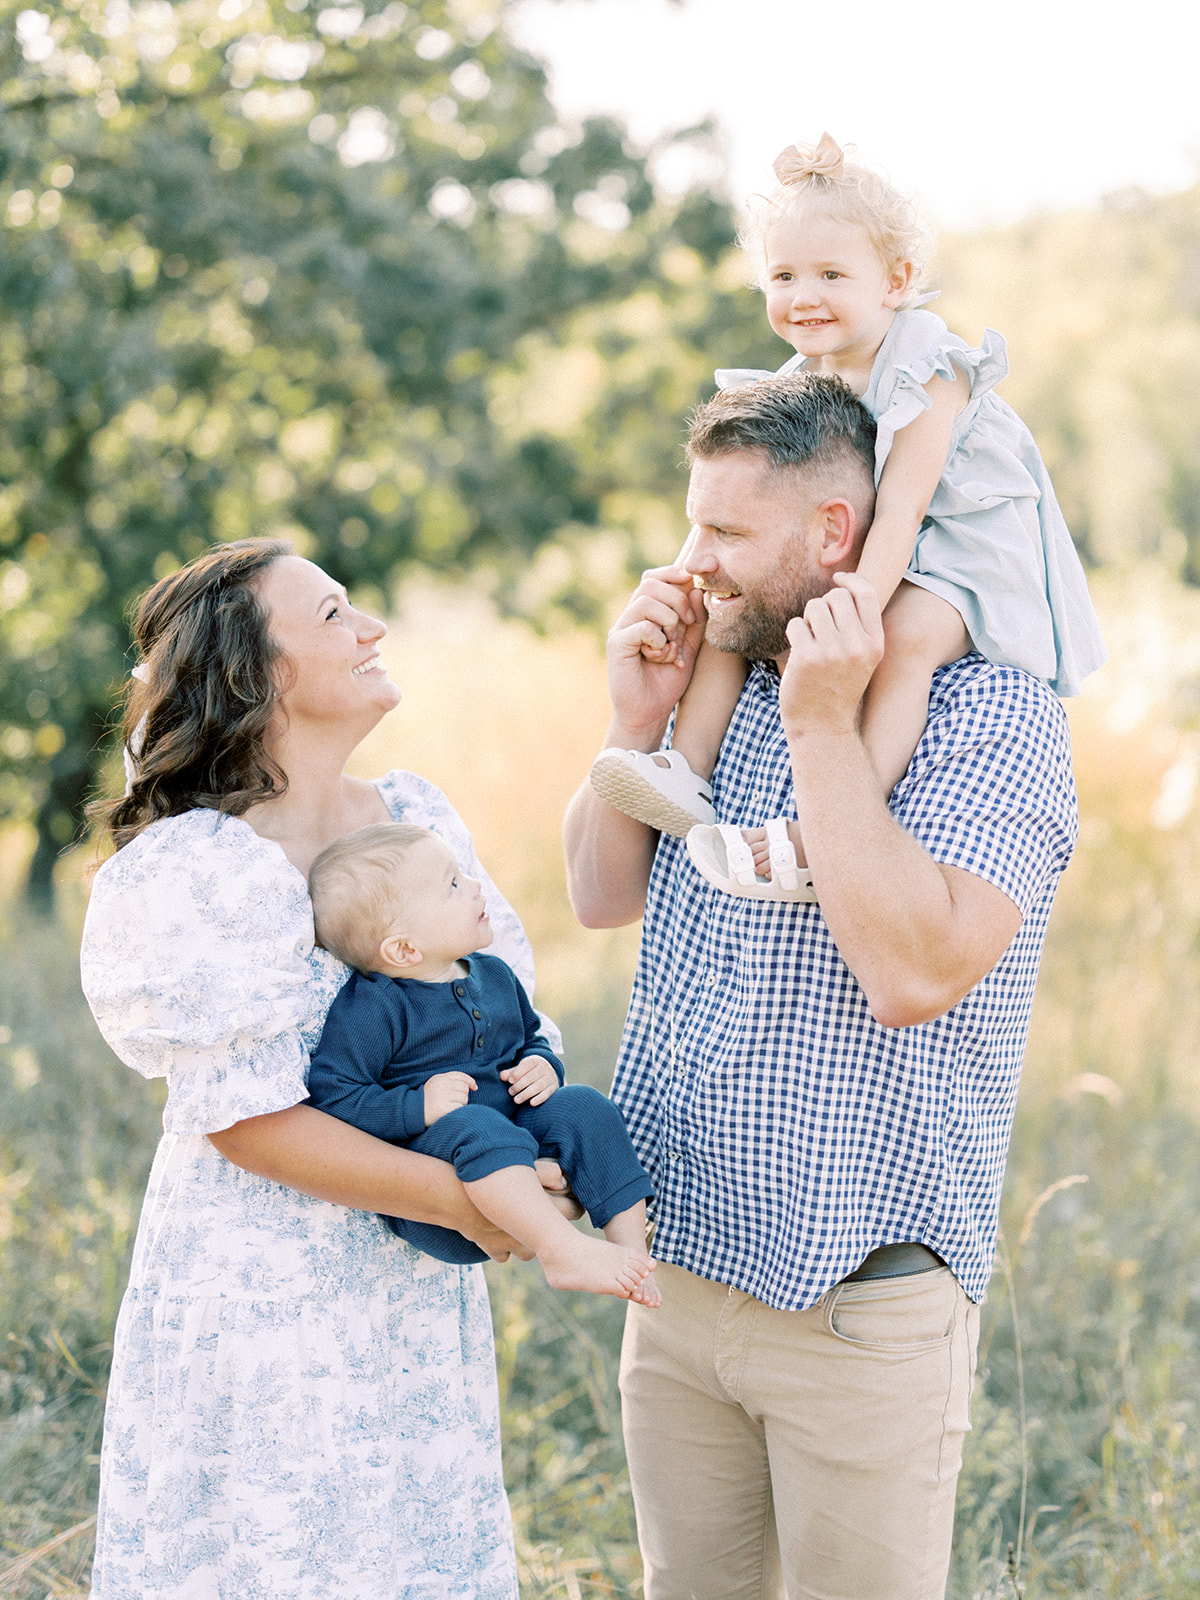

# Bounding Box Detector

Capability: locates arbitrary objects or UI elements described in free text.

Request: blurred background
[2,0,1200,1594]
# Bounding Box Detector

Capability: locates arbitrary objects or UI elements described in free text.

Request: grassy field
[2,574,1200,1598]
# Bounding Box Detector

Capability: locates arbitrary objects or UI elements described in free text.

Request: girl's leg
[671,641,749,781]
[861,581,970,798]
[741,582,968,877]
[589,643,746,835]
[465,1166,661,1304]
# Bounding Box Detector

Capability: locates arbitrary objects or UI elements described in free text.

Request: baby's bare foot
[627,1268,662,1308]
[539,1234,658,1301]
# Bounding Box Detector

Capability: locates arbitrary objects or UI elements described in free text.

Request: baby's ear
[379,931,422,970]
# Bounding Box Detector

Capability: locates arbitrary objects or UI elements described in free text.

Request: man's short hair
[308,821,434,972]
[687,373,877,511]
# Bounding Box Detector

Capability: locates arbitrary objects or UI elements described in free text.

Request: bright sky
[509,0,1200,229]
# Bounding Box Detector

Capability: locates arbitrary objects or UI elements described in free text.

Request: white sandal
[589,748,716,837]
[685,818,816,902]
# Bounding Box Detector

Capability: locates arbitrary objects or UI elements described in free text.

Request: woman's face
[257,556,401,735]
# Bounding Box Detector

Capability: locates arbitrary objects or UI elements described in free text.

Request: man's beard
[699,560,827,660]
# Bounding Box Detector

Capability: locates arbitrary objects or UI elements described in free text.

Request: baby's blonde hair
[309,821,436,973]
[740,133,934,309]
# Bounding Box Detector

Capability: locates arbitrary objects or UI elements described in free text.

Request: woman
[81,538,561,1598]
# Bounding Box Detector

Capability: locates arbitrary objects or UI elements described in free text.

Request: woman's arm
[856,370,970,607]
[208,1104,535,1259]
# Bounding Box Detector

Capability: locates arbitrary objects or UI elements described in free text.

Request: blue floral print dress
[80,771,543,1600]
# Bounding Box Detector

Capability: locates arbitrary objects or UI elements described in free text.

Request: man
[563,373,1077,1600]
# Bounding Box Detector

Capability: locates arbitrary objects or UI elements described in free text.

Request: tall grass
[3,577,1200,1597]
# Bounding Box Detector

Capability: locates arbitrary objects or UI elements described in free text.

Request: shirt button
[472,1008,482,1019]
[705,972,716,987]
[752,791,762,802]
[454,984,465,997]
[476,1037,484,1048]
[668,1149,681,1162]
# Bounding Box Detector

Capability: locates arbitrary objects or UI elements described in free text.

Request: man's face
[683,450,830,662]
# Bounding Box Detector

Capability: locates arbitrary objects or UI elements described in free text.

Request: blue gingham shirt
[610,654,1078,1311]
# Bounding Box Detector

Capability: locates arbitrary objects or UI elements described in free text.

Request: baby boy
[306,821,659,1305]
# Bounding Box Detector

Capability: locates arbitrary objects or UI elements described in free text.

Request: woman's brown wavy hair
[97,538,293,851]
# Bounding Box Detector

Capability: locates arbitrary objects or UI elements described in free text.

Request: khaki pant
[619,1260,980,1600]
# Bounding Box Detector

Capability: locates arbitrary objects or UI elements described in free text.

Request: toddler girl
[591,134,1105,892]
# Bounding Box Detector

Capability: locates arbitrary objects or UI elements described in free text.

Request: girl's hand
[424,1071,476,1127]
[501,1054,559,1107]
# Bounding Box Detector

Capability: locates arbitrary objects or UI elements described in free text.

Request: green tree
[0,0,746,907]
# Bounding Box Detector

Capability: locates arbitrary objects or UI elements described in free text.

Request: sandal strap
[718,824,758,887]
[765,817,801,891]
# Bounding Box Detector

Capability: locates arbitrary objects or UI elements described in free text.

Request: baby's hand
[501,1054,559,1107]
[424,1071,477,1127]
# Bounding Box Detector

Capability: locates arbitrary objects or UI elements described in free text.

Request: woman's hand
[536,1156,584,1222]
[456,1213,535,1263]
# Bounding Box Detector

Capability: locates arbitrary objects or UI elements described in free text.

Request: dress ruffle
[712,310,1106,697]
[871,324,1008,490]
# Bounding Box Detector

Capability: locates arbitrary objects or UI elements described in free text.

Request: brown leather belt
[841,1242,945,1284]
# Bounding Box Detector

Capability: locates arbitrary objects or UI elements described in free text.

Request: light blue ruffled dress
[80,770,536,1600]
[718,308,1106,697]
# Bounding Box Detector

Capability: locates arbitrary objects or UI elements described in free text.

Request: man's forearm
[791,728,1022,1026]
[563,706,673,927]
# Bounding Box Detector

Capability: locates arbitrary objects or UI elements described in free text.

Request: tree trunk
[24,720,108,915]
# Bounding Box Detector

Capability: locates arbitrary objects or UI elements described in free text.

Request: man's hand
[606,562,709,745]
[778,572,885,743]
[564,562,707,932]
[501,1054,559,1107]
[423,1071,476,1127]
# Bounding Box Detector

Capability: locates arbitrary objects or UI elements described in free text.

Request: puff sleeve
[868,311,1009,486]
[80,810,345,1136]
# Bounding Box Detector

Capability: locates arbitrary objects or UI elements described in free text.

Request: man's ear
[379,930,423,970]
[814,498,860,568]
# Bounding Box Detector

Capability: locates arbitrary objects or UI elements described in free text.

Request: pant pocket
[825,1266,959,1350]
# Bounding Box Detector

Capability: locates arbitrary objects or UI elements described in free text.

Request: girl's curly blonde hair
[739,133,935,310]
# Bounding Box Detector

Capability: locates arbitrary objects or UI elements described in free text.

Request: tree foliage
[0,0,755,904]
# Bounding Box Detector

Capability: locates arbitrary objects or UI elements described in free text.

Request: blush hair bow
[772,132,845,187]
